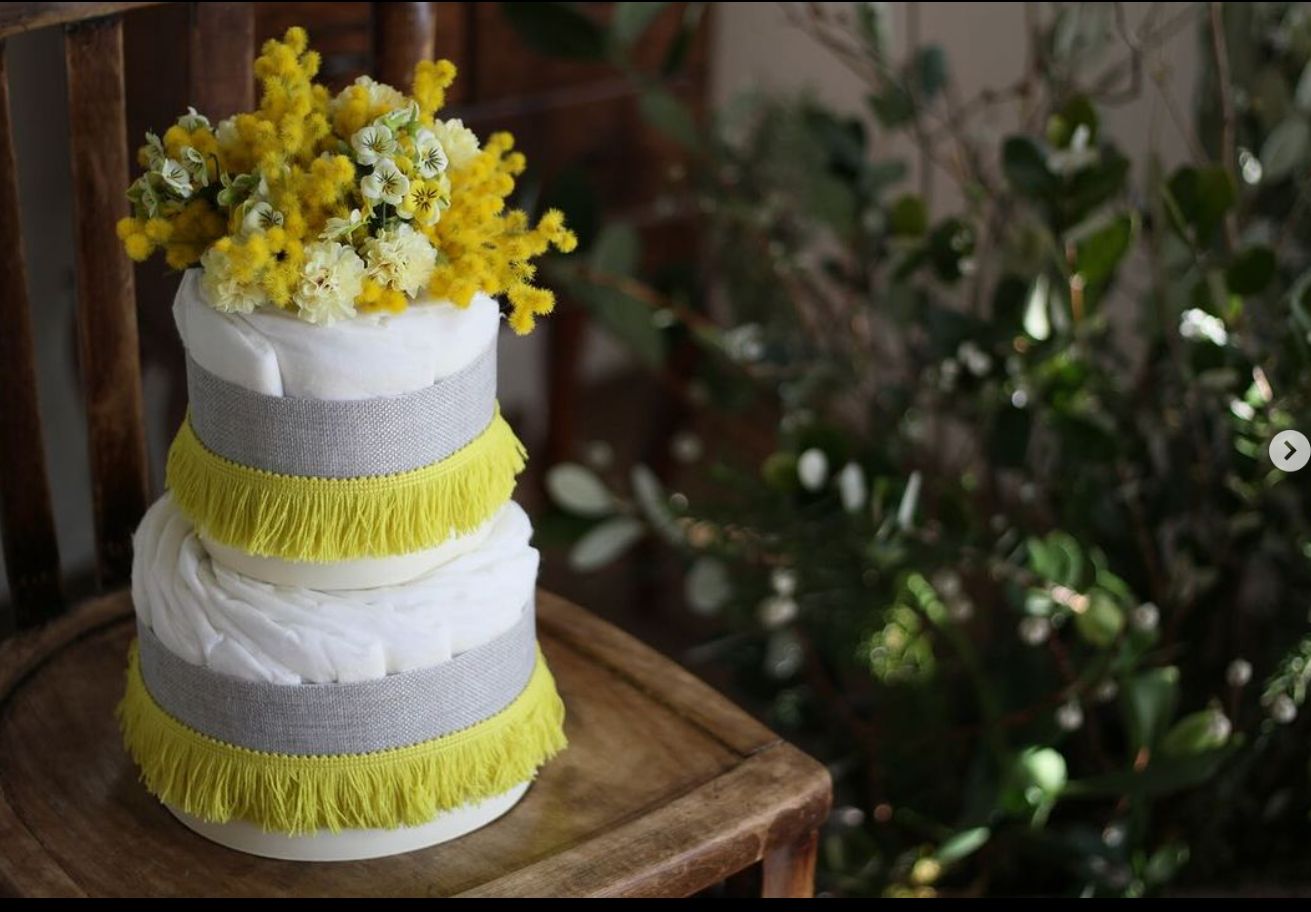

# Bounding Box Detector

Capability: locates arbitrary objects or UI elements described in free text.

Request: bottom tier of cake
[121,494,565,855]
[167,782,530,861]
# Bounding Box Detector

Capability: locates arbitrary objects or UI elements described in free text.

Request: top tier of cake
[165,270,528,568]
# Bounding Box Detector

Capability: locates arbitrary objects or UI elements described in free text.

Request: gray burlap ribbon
[186,343,498,479]
[137,600,537,755]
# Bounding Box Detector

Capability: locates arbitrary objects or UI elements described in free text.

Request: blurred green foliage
[512,2,1311,896]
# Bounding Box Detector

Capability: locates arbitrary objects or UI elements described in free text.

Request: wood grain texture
[373,2,435,91]
[0,2,162,38]
[64,16,149,589]
[0,590,830,897]
[761,829,820,899]
[189,2,254,118]
[0,41,63,626]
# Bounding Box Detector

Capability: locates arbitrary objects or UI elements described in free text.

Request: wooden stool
[0,589,829,897]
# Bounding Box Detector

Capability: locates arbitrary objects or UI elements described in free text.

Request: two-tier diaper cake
[113,29,575,860]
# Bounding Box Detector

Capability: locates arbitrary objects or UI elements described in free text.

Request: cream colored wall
[711,2,1202,201]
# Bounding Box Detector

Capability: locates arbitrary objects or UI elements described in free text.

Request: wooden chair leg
[760,829,819,898]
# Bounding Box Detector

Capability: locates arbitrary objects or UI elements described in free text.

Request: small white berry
[797,448,829,491]
[771,567,797,597]
[757,595,799,629]
[1019,616,1052,646]
[1270,694,1298,724]
[1093,679,1119,703]
[1130,602,1160,633]
[1056,699,1084,731]
[1102,822,1126,848]
[1226,659,1253,687]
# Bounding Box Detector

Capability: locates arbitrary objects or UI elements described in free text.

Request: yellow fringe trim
[118,641,567,834]
[165,406,527,562]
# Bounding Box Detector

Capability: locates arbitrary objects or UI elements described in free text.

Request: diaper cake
[114,29,575,861]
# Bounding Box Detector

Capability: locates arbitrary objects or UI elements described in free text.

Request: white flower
[797,448,828,491]
[1047,124,1099,175]
[1179,308,1229,346]
[362,223,437,297]
[351,124,397,166]
[431,118,481,169]
[838,462,867,513]
[319,208,365,241]
[242,200,283,235]
[412,129,449,179]
[199,247,267,315]
[180,146,210,188]
[177,105,210,131]
[295,241,366,326]
[331,75,406,116]
[360,157,409,206]
[155,158,192,198]
[215,117,239,151]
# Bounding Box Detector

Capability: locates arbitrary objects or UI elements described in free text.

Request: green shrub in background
[509,2,1311,895]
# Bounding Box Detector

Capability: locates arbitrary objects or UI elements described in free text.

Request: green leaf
[631,464,684,545]
[546,463,615,516]
[1260,117,1310,182]
[1064,744,1237,799]
[855,1,890,59]
[935,827,990,864]
[639,88,699,149]
[686,556,732,615]
[1160,708,1231,756]
[1003,136,1057,199]
[1296,62,1311,112]
[581,283,666,368]
[660,2,704,76]
[1225,244,1277,295]
[1046,95,1098,148]
[926,217,975,282]
[869,84,915,128]
[888,194,928,237]
[1123,666,1180,752]
[1143,842,1190,887]
[500,2,607,61]
[914,46,948,101]
[1075,214,1133,286]
[612,1,668,48]
[1166,165,1236,246]
[1075,591,1124,648]
[569,516,645,571]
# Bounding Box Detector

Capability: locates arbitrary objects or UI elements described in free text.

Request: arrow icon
[1271,430,1310,473]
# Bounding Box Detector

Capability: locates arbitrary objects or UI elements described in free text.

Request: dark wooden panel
[0,41,63,626]
[374,2,435,90]
[64,17,149,589]
[433,2,472,104]
[189,2,254,119]
[0,2,163,38]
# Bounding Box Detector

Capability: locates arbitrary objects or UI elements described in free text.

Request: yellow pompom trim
[165,406,527,562]
[118,642,567,834]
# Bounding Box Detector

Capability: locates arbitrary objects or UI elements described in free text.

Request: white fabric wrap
[172,268,506,587]
[132,494,539,685]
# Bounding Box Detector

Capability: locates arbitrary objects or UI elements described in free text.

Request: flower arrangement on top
[116,27,576,332]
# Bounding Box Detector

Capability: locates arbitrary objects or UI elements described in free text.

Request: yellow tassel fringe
[118,641,567,834]
[165,406,527,562]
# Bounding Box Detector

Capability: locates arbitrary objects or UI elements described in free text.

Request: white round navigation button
[1270,430,1310,473]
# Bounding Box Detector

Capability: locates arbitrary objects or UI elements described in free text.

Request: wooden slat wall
[0,41,63,626]
[64,16,148,589]
[189,2,254,118]
[374,2,435,90]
